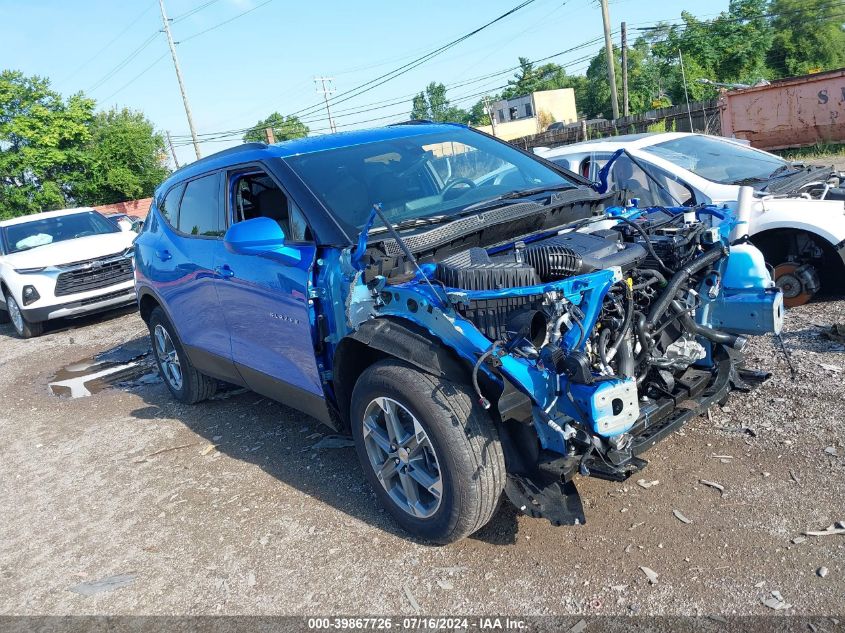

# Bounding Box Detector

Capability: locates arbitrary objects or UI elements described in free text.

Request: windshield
[2,211,119,254]
[285,127,580,233]
[641,135,787,185]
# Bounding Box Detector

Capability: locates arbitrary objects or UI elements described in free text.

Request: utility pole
[678,49,694,132]
[264,127,276,144]
[483,96,497,137]
[621,21,629,117]
[314,77,337,133]
[165,130,180,169]
[158,0,201,160]
[599,0,620,121]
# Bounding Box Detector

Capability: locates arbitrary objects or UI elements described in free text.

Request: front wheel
[350,359,505,544]
[5,293,43,338]
[148,306,216,403]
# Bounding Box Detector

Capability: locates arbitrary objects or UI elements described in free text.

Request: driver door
[213,165,326,416]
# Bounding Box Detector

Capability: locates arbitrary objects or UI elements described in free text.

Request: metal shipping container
[719,68,845,150]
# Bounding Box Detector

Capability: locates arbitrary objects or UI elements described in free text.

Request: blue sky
[2,0,729,166]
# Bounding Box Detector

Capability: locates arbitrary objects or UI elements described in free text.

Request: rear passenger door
[152,172,237,380]
[214,165,325,410]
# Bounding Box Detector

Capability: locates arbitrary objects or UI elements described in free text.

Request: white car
[0,207,137,338]
[538,132,845,306]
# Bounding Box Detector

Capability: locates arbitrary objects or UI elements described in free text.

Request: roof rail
[177,142,268,172]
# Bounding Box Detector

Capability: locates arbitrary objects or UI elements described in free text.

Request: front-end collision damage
[318,202,782,528]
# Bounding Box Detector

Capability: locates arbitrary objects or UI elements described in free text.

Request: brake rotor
[774,262,819,307]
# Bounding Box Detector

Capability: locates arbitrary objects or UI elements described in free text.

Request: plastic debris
[817,567,829,578]
[821,323,845,344]
[636,479,659,489]
[824,446,839,456]
[639,566,659,585]
[791,536,807,544]
[70,573,135,596]
[200,444,217,456]
[569,620,587,633]
[699,479,725,495]
[762,590,790,610]
[804,524,845,537]
[673,509,692,524]
[311,435,355,450]
[403,583,420,611]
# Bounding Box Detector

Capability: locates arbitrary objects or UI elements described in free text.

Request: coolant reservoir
[723,243,774,289]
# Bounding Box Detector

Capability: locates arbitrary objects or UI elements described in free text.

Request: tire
[350,359,505,544]
[148,306,216,403]
[5,293,43,339]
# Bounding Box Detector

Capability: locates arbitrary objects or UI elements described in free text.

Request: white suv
[0,207,138,338]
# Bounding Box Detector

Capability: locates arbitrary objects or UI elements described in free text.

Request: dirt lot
[0,298,843,617]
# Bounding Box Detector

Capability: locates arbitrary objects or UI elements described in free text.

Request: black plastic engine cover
[436,247,539,291]
[529,231,647,273]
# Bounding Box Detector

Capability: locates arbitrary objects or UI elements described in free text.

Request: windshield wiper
[460,183,574,214]
[498,182,576,200]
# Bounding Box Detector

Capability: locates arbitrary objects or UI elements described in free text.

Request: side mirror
[224,217,286,254]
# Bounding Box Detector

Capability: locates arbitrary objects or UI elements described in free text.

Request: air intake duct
[523,245,584,281]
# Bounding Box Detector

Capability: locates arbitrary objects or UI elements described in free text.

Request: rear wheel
[5,293,43,338]
[148,306,216,403]
[350,359,505,544]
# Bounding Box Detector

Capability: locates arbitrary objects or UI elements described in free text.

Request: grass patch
[776,142,845,161]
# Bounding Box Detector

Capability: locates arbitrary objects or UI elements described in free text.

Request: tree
[767,0,845,77]
[0,70,93,217]
[409,82,469,123]
[71,108,169,206]
[243,112,308,143]
[644,0,772,104]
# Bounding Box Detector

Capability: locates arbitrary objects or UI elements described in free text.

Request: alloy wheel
[361,397,443,518]
[7,296,24,335]
[153,324,183,391]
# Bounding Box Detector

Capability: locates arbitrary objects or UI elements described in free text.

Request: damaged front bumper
[503,348,771,526]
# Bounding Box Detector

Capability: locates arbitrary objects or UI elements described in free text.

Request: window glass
[285,127,579,234]
[2,211,118,253]
[230,170,312,241]
[607,156,694,207]
[160,183,184,225]
[178,174,222,237]
[641,135,786,185]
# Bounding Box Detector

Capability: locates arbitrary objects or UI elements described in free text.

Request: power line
[283,0,540,121]
[171,0,222,23]
[60,2,156,85]
[99,52,169,103]
[170,46,604,146]
[176,0,276,44]
[170,34,608,141]
[85,30,161,93]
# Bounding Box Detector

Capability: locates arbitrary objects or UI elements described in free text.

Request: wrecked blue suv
[135,123,783,543]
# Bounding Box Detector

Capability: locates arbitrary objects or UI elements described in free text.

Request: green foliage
[767,0,845,76]
[0,70,169,219]
[243,112,308,143]
[410,82,470,123]
[0,70,93,216]
[72,108,169,206]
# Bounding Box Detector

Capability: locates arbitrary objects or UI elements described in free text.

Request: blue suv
[135,123,782,543]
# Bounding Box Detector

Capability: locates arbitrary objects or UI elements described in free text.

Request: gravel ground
[0,299,843,617]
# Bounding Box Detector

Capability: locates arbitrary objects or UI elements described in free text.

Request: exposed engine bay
[342,203,783,526]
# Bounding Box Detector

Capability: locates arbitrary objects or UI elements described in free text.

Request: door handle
[155,249,172,261]
[214,265,235,279]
